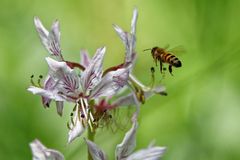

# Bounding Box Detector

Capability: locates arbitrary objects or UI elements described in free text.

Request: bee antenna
[143,48,152,52]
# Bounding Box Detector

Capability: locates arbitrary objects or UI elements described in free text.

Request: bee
[144,45,183,75]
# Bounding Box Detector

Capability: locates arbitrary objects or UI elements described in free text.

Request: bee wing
[163,44,170,49]
[168,45,186,55]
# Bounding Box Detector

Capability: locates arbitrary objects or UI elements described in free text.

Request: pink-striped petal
[80,49,91,68]
[89,66,130,99]
[81,47,105,94]
[34,17,63,59]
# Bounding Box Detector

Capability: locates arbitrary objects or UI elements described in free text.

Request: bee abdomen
[170,56,182,67]
[162,53,172,62]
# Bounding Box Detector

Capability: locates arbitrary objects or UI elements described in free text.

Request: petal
[27,86,64,101]
[144,85,167,99]
[80,49,91,68]
[112,93,136,107]
[81,47,105,94]
[42,96,51,108]
[68,106,86,143]
[46,57,72,74]
[126,146,166,160]
[44,75,57,90]
[41,76,56,108]
[113,24,132,63]
[112,24,129,48]
[34,17,49,49]
[152,85,166,94]
[46,57,80,97]
[130,8,138,36]
[84,139,108,160]
[56,101,64,116]
[113,8,138,64]
[34,17,63,59]
[130,8,138,52]
[48,20,62,58]
[115,118,138,159]
[89,66,130,99]
[30,139,64,160]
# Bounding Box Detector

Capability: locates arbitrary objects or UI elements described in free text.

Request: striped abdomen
[161,53,182,67]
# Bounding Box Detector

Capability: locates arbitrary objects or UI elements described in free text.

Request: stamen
[71,117,74,125]
[151,67,155,73]
[80,98,87,120]
[73,104,77,112]
[81,113,85,118]
[37,75,43,87]
[81,119,86,128]
[150,67,155,88]
[67,122,72,130]
[30,75,37,86]
[88,119,93,131]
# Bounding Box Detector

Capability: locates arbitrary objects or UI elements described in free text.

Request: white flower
[85,116,166,160]
[28,47,132,143]
[30,139,64,160]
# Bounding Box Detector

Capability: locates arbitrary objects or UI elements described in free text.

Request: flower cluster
[28,8,167,160]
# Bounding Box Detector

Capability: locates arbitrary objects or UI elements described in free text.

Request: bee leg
[159,59,163,73]
[154,58,158,66]
[168,65,173,76]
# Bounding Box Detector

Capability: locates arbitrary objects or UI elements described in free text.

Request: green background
[1,0,240,159]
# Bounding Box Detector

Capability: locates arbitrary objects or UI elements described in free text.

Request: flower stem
[129,74,151,91]
[87,126,95,160]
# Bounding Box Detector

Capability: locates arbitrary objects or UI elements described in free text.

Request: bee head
[151,47,158,53]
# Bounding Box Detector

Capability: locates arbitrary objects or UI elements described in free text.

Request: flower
[113,8,167,108]
[30,139,64,160]
[85,115,166,160]
[29,7,167,145]
[28,46,132,143]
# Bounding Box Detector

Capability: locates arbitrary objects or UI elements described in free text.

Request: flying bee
[144,45,183,75]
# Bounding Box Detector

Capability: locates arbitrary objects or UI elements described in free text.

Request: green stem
[87,127,96,160]
[129,74,151,91]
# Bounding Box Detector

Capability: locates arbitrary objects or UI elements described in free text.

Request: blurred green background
[1,0,240,159]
